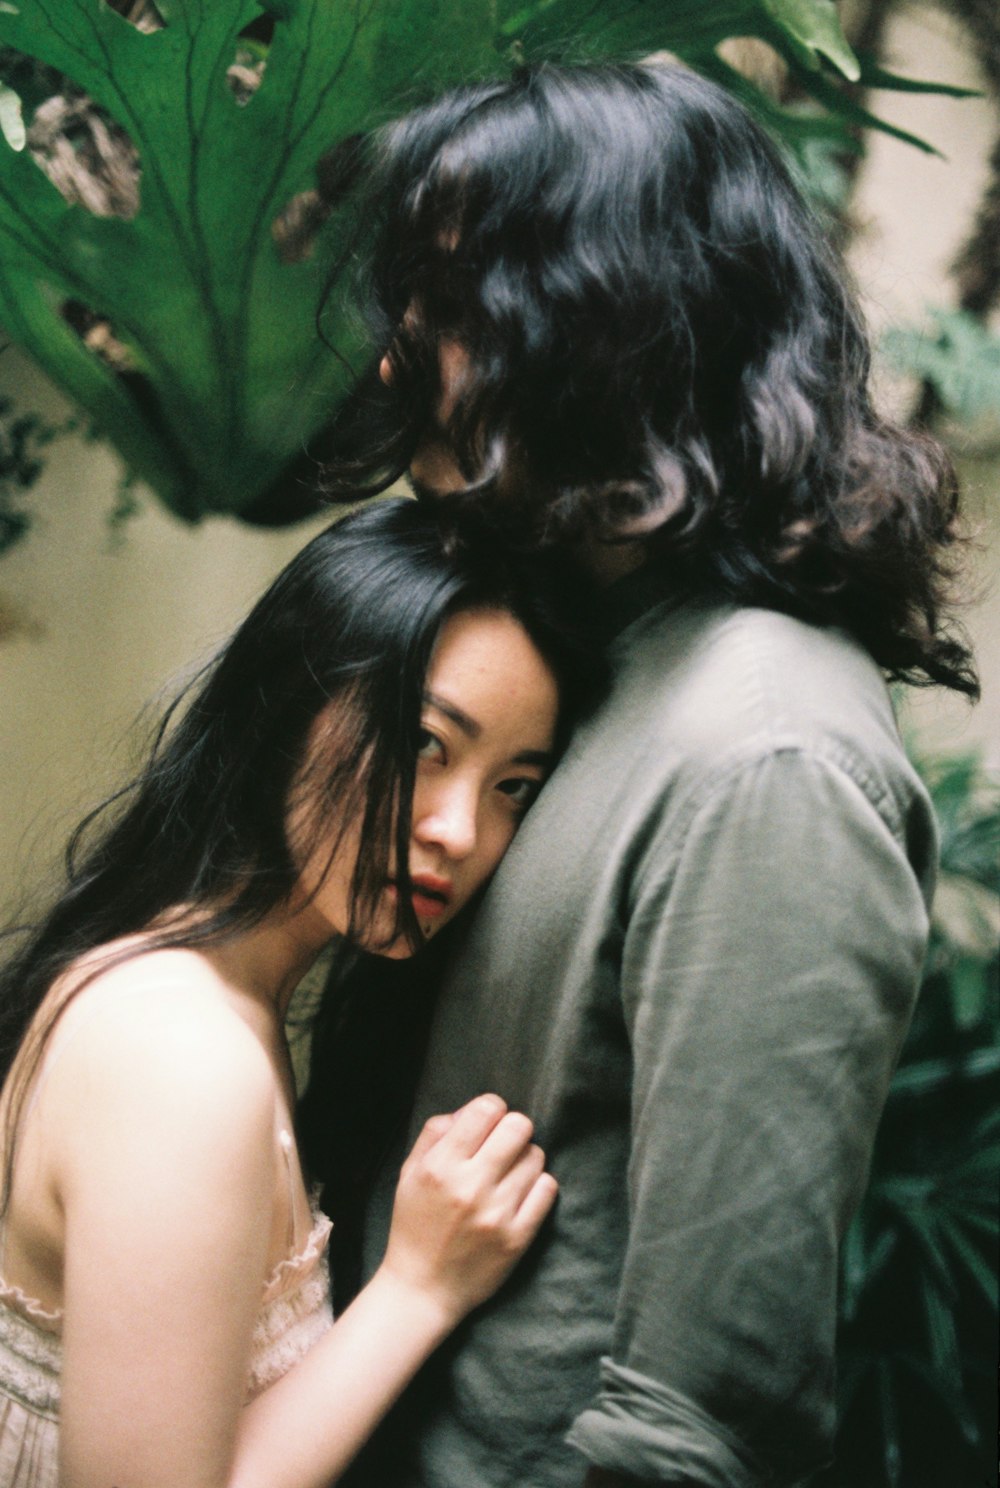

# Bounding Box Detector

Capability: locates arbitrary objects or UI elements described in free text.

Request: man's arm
[567,745,934,1486]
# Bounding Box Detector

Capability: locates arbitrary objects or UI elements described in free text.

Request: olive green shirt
[349,578,936,1487]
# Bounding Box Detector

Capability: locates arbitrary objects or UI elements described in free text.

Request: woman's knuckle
[499,1225,523,1257]
[449,1177,477,1212]
[423,1159,452,1194]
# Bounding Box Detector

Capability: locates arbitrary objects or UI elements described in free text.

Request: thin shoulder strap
[277,1126,301,1253]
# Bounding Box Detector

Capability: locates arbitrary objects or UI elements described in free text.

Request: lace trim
[0,1396,59,1487]
[246,1261,334,1401]
[261,1207,333,1305]
[0,1195,332,1329]
[0,1199,333,1419]
[0,1302,61,1419]
[0,1280,60,1333]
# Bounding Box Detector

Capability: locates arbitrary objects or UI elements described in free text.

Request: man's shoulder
[618,597,889,729]
[600,597,917,797]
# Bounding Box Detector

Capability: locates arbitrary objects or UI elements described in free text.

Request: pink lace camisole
[0,1126,334,1488]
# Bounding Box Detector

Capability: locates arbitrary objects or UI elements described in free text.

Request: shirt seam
[632,739,909,907]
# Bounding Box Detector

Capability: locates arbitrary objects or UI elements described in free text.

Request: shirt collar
[598,561,687,640]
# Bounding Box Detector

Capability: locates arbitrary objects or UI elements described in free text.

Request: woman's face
[293,607,560,957]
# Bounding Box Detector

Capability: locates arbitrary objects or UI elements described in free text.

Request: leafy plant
[883,308,1000,427]
[821,752,1000,1488]
[0,0,975,530]
[0,391,72,553]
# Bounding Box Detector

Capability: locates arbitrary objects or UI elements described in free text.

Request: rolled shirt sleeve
[567,744,934,1484]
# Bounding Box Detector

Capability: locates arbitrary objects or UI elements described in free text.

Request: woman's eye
[417,728,445,763]
[496,776,543,813]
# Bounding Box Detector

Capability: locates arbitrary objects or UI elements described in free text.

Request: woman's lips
[411,890,449,919]
[388,875,453,920]
[410,874,452,920]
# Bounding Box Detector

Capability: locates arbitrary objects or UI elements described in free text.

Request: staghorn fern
[0,0,975,529]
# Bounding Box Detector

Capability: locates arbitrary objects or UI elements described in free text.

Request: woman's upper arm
[45,980,277,1488]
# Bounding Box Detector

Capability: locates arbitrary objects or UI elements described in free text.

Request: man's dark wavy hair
[323,60,977,697]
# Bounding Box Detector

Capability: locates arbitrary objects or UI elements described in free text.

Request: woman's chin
[360,919,424,960]
[380,937,419,961]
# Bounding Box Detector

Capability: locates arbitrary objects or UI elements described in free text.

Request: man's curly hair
[322,61,978,698]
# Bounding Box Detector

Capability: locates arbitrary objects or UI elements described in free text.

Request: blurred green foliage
[822,752,999,1488]
[883,308,1000,428]
[0,0,974,533]
[0,393,72,554]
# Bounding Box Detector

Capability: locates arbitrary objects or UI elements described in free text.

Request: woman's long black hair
[322,60,977,696]
[0,497,598,1201]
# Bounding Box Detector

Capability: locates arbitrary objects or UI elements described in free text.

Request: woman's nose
[412,780,478,860]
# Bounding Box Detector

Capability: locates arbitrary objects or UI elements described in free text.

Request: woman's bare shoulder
[46,939,248,1023]
[38,944,277,1147]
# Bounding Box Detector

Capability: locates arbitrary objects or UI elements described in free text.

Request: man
[307,62,977,1488]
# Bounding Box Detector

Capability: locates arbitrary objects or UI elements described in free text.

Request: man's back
[349,581,936,1488]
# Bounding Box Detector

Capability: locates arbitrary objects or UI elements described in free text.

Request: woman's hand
[232,1099,557,1488]
[379,1094,557,1327]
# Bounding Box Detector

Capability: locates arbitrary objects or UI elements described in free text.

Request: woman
[0,497,597,1487]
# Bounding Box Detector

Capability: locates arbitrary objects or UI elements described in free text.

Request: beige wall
[1,1,998,918]
[0,353,331,913]
[848,1,1000,762]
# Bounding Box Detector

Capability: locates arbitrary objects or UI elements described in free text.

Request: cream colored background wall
[0,352,331,914]
[1,1,997,919]
[847,1,1000,765]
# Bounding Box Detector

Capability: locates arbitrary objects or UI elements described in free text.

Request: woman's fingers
[407,1111,456,1162]
[495,1142,547,1210]
[429,1100,545,1191]
[436,1094,508,1158]
[474,1111,537,1180]
[410,1096,553,1217]
[385,1096,557,1322]
[512,1170,559,1239]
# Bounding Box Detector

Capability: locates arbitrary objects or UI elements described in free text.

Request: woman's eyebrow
[514,749,554,768]
[424,690,481,738]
